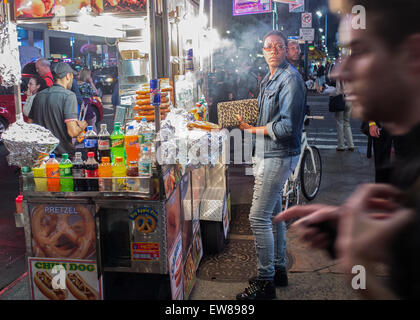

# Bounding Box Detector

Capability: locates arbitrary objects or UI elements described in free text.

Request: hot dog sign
[28,258,103,300]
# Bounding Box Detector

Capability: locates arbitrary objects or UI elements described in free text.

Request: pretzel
[137,109,170,116]
[135,114,167,122]
[187,121,221,131]
[136,92,168,100]
[133,104,170,112]
[31,205,95,259]
[135,214,157,234]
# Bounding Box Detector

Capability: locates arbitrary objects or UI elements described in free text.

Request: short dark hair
[262,30,287,47]
[346,0,420,48]
[30,75,43,86]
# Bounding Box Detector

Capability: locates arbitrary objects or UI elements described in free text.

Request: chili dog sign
[28,258,103,300]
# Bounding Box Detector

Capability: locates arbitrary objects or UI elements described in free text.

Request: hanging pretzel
[32,205,95,259]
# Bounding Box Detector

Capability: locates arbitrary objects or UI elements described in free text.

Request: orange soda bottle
[98,157,113,191]
[46,154,60,192]
[124,125,140,164]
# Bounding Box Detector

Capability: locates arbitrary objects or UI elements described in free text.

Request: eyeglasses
[263,44,286,52]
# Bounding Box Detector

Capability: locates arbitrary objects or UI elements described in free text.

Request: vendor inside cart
[28,62,87,156]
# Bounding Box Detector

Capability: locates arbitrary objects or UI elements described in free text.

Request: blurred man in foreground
[275,0,420,299]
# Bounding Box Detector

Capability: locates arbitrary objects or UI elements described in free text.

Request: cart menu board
[166,187,181,254]
[168,233,183,300]
[104,0,147,14]
[14,0,103,19]
[29,204,96,260]
[28,258,103,300]
[233,0,271,16]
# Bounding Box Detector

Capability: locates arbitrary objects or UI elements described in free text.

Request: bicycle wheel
[300,146,322,201]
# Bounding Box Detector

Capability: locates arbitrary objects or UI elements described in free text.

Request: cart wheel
[201,221,226,255]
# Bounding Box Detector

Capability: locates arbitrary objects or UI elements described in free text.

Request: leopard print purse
[217,99,259,129]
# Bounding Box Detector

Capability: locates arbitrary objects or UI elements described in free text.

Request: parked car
[93,66,118,95]
[0,73,104,136]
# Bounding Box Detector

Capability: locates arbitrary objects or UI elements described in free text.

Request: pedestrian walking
[236,30,307,300]
[77,68,98,132]
[328,81,355,151]
[275,0,420,299]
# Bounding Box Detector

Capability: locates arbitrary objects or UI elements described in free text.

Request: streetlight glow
[316,11,322,17]
[319,28,323,32]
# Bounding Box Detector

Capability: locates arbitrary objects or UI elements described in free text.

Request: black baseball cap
[52,62,77,79]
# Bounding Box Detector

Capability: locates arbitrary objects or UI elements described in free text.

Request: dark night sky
[211,0,340,57]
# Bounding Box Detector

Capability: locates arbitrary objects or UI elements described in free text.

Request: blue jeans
[250,156,299,280]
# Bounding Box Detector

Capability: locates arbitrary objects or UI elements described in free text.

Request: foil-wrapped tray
[1,120,59,167]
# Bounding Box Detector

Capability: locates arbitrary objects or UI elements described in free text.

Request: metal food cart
[2,0,231,300]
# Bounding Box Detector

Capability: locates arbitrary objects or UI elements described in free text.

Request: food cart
[2,0,230,300]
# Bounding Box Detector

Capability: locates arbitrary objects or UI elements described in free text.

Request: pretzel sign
[31,205,95,259]
[135,214,157,234]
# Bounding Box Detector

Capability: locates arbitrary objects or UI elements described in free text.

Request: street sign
[301,12,312,28]
[289,0,304,13]
[300,28,315,41]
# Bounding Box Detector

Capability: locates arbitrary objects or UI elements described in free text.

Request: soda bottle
[59,153,74,192]
[110,122,125,163]
[112,156,127,192]
[21,167,35,192]
[84,126,98,161]
[125,125,140,165]
[98,123,111,161]
[126,161,140,192]
[33,162,48,192]
[73,152,86,191]
[46,154,60,192]
[85,152,99,191]
[98,156,113,192]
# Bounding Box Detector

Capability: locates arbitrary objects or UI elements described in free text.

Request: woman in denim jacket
[236,31,307,300]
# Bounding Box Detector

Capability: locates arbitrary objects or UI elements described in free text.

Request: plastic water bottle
[73,152,86,192]
[21,167,35,191]
[59,153,74,192]
[110,122,125,163]
[141,118,154,152]
[138,147,152,194]
[85,152,99,191]
[46,154,60,192]
[125,125,140,165]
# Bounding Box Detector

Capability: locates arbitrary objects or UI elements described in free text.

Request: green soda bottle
[110,122,125,163]
[59,153,74,192]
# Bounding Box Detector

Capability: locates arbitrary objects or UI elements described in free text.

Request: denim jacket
[255,61,307,158]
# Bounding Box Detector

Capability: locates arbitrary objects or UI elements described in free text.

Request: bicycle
[282,115,324,227]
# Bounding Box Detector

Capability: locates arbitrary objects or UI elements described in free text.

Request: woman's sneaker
[236,280,276,300]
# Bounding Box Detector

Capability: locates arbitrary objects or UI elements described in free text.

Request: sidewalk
[0,148,379,300]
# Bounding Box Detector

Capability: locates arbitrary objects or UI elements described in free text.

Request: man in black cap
[29,62,87,156]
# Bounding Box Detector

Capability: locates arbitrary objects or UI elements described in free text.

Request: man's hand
[336,184,414,270]
[369,124,381,138]
[237,115,253,130]
[66,120,87,138]
[274,204,340,251]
